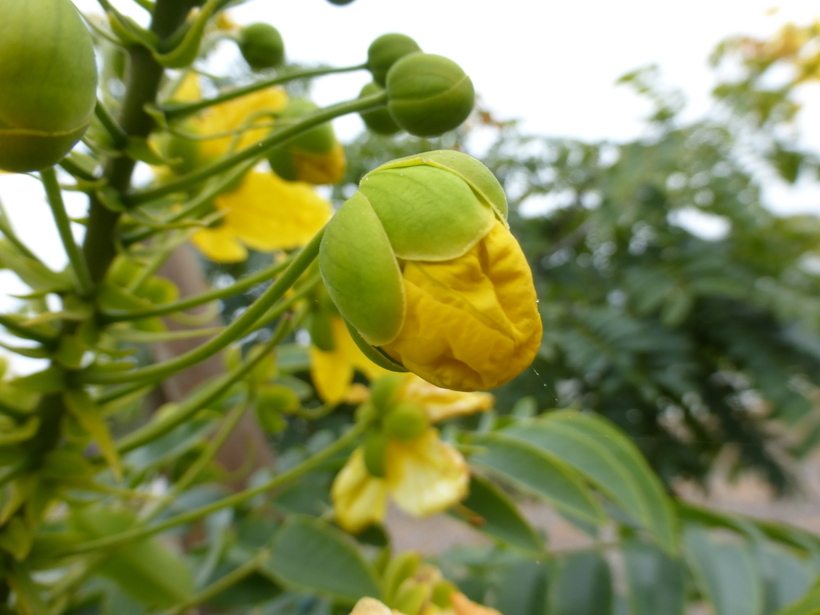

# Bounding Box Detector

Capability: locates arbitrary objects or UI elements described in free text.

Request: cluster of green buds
[0,0,98,172]
[359,34,475,137]
[237,22,285,71]
[319,151,543,392]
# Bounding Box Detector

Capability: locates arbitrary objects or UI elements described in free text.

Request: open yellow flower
[191,170,331,263]
[310,316,387,403]
[332,375,492,533]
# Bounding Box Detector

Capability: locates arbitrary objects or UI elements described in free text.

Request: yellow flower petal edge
[190,225,247,263]
[349,598,406,615]
[331,448,388,533]
[386,428,469,517]
[215,171,331,252]
[451,592,503,615]
[382,220,542,391]
[398,375,494,423]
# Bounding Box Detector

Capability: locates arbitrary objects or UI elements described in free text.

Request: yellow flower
[332,375,492,533]
[191,170,331,263]
[319,151,542,392]
[310,316,387,403]
[350,598,406,615]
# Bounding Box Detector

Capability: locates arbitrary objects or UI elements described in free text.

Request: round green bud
[278,98,336,154]
[0,0,98,172]
[370,373,406,415]
[267,147,298,181]
[238,23,285,71]
[383,402,429,442]
[363,431,389,477]
[359,83,401,135]
[386,53,474,138]
[367,33,422,87]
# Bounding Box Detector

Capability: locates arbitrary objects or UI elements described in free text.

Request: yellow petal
[311,317,386,403]
[399,375,494,423]
[293,142,347,185]
[332,448,388,533]
[386,429,469,517]
[382,221,542,391]
[450,593,502,615]
[172,73,202,103]
[193,88,288,161]
[191,226,248,263]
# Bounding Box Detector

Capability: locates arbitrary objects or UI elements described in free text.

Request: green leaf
[451,475,544,553]
[684,525,764,615]
[470,432,604,527]
[774,582,820,615]
[550,551,613,615]
[622,537,685,615]
[63,390,122,482]
[71,506,194,608]
[759,543,814,614]
[503,411,678,554]
[493,558,548,615]
[266,515,382,603]
[0,240,70,293]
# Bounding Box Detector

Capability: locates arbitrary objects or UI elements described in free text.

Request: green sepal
[359,165,494,260]
[319,192,405,345]
[107,9,159,50]
[345,320,407,372]
[376,149,508,223]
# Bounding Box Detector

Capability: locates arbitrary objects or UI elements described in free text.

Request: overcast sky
[1,0,819,370]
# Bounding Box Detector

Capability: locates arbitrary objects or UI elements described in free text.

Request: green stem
[100,255,290,323]
[127,93,387,206]
[58,420,367,556]
[161,64,367,121]
[112,311,292,454]
[141,397,251,522]
[166,548,272,615]
[94,101,129,150]
[78,228,324,386]
[41,167,94,298]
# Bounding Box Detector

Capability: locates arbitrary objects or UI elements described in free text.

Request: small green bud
[0,0,98,172]
[383,402,428,442]
[368,33,422,87]
[386,53,474,137]
[359,83,401,135]
[363,431,389,477]
[256,384,299,432]
[280,98,336,154]
[370,373,406,415]
[238,23,285,71]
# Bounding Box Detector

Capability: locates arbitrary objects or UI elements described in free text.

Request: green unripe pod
[383,402,429,442]
[363,431,389,477]
[0,0,98,172]
[367,33,421,87]
[386,53,474,138]
[238,23,285,71]
[359,83,401,135]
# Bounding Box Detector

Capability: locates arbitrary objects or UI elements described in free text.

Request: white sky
[1,0,820,370]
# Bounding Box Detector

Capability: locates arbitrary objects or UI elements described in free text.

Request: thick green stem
[58,420,367,556]
[127,93,387,206]
[100,255,290,323]
[161,64,367,121]
[78,228,324,386]
[41,167,94,298]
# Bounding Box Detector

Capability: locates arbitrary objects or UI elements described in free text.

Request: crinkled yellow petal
[215,171,331,252]
[311,317,386,403]
[293,142,347,185]
[386,428,469,517]
[382,220,542,392]
[399,375,494,423]
[350,598,406,615]
[193,88,288,161]
[191,226,247,263]
[332,448,388,533]
[450,593,502,615]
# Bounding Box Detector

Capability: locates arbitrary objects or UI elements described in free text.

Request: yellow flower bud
[319,151,541,391]
[0,0,98,172]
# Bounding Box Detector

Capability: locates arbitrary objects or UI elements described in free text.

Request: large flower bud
[268,98,346,185]
[385,54,474,137]
[238,23,285,71]
[367,33,422,87]
[319,151,542,392]
[0,0,98,172]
